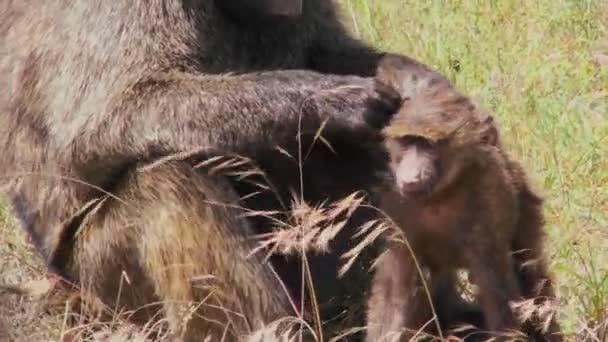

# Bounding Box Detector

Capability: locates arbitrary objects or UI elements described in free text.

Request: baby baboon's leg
[73,161,292,341]
[432,271,488,341]
[366,245,434,342]
[512,190,562,342]
[465,240,522,340]
[513,254,561,342]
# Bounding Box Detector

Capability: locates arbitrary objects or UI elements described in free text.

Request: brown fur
[366,84,562,342]
[0,317,7,341]
[68,162,295,340]
[0,0,480,340]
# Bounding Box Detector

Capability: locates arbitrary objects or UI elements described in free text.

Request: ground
[1,0,607,341]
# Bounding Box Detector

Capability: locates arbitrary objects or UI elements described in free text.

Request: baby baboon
[0,0,481,340]
[366,85,562,341]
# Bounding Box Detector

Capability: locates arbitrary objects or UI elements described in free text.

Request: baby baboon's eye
[435,137,450,146]
[398,135,434,149]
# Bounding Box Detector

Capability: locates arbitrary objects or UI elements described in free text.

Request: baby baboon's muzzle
[392,136,439,198]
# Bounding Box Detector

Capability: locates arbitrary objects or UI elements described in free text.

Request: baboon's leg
[71,161,293,341]
[465,240,522,340]
[0,317,8,341]
[512,190,562,342]
[366,245,434,342]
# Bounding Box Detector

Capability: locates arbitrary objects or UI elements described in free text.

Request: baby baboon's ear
[480,114,500,146]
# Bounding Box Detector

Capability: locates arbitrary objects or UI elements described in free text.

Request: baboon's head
[383,99,498,200]
[216,0,303,23]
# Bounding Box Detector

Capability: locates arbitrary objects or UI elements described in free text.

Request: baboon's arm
[69,71,398,164]
[309,17,451,92]
[310,35,434,80]
[309,26,384,76]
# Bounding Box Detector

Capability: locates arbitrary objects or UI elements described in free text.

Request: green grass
[1,1,606,341]
[341,0,608,337]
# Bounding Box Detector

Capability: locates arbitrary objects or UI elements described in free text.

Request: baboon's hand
[239,69,401,132]
[303,74,402,133]
[364,79,404,129]
[376,54,476,121]
[376,54,451,99]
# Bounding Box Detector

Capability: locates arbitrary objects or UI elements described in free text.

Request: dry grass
[1,0,607,341]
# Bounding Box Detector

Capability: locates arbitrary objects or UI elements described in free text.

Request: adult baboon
[0,317,7,341]
[366,82,562,341]
[1,0,477,340]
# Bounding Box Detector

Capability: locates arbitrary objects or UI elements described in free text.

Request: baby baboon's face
[384,135,439,198]
[383,102,498,200]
